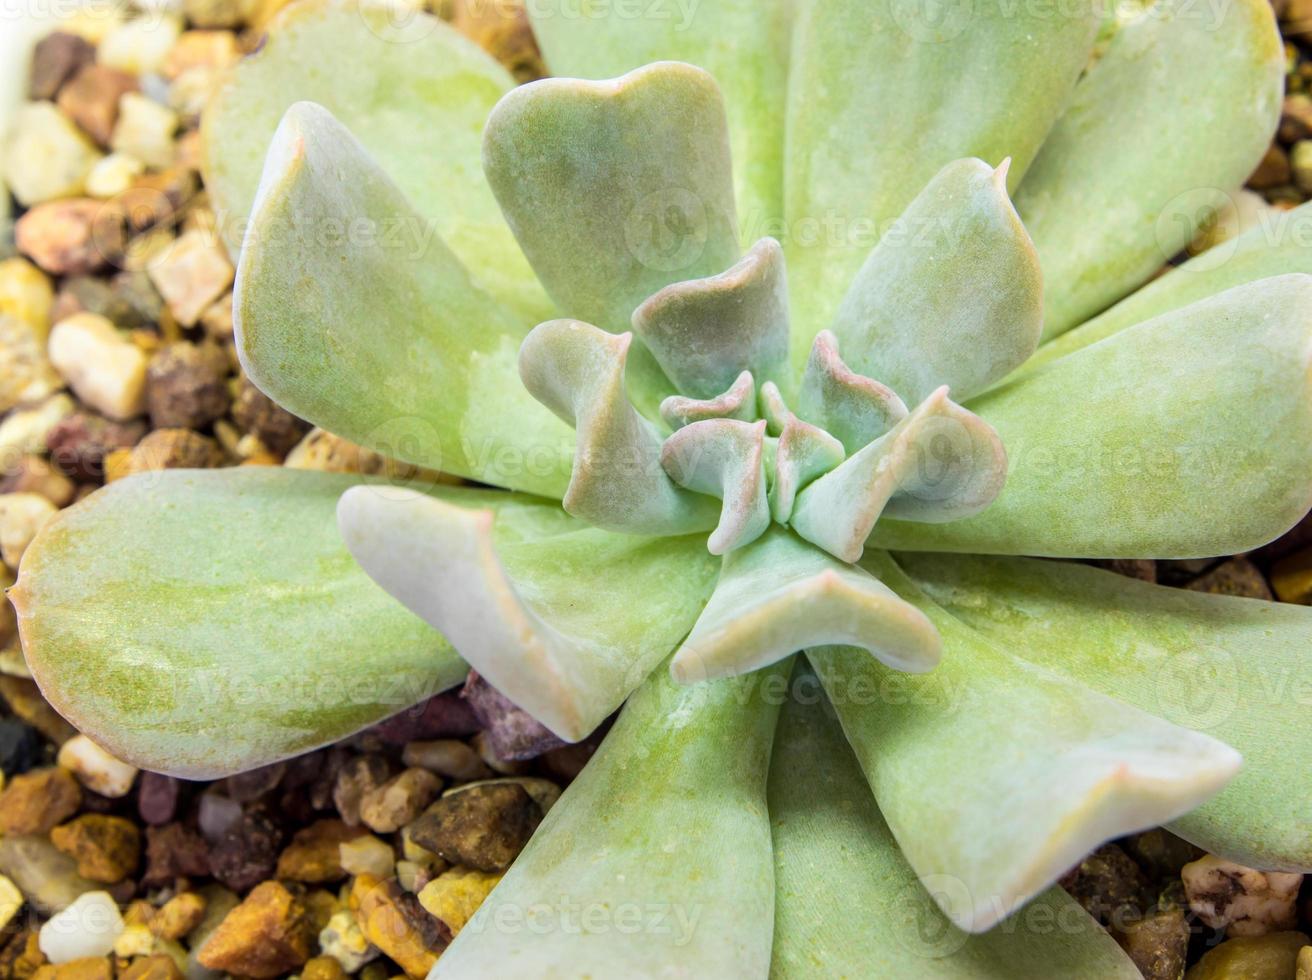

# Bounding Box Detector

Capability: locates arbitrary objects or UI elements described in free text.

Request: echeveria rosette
[12,0,1312,974]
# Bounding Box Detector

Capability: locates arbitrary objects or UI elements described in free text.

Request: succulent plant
[13,0,1312,973]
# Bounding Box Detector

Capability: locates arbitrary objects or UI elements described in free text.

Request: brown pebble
[196,881,312,979]
[1087,558,1158,584]
[150,891,207,940]
[0,456,75,507]
[332,755,393,828]
[46,411,145,482]
[406,783,542,873]
[145,342,229,430]
[360,768,443,835]
[1059,843,1148,930]
[113,170,198,237]
[15,200,124,277]
[122,429,223,475]
[1186,558,1274,601]
[56,65,139,147]
[231,377,308,456]
[49,814,140,883]
[1282,93,1312,144]
[1248,144,1292,190]
[0,676,77,746]
[0,767,81,835]
[118,955,183,980]
[29,32,96,101]
[142,823,209,887]
[224,761,286,804]
[1114,887,1190,980]
[208,806,284,893]
[275,819,367,883]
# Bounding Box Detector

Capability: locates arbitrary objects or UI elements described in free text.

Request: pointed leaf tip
[338,483,719,743]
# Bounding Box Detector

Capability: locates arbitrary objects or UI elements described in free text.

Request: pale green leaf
[874,276,1312,558]
[633,237,789,399]
[785,0,1097,354]
[661,418,770,554]
[759,380,845,523]
[770,671,1142,979]
[337,487,718,742]
[482,62,740,333]
[518,319,718,535]
[809,553,1241,933]
[661,370,757,429]
[12,468,489,779]
[1015,0,1283,339]
[898,552,1312,871]
[796,331,907,455]
[433,659,787,978]
[829,158,1043,404]
[235,102,574,498]
[201,0,548,321]
[1018,202,1312,378]
[671,529,939,684]
[793,388,1006,562]
[526,0,794,244]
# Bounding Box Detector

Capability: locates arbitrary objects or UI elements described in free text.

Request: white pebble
[403,739,492,781]
[1182,854,1303,937]
[147,229,234,328]
[0,493,56,569]
[110,93,179,170]
[2,103,102,207]
[58,734,140,798]
[39,891,124,963]
[48,313,148,421]
[319,909,380,973]
[339,835,395,879]
[0,394,75,457]
[98,15,183,75]
[86,153,146,200]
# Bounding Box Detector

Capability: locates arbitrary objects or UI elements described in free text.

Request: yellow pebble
[417,867,502,936]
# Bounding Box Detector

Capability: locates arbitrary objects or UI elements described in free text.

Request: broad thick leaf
[784,0,1097,354]
[770,671,1142,978]
[1015,0,1283,339]
[483,62,739,333]
[661,418,770,554]
[235,102,574,499]
[671,528,939,683]
[899,553,1312,871]
[1019,202,1312,378]
[874,276,1312,558]
[633,237,789,399]
[337,487,718,742]
[518,319,717,535]
[201,0,547,321]
[434,660,786,977]
[13,468,482,779]
[793,389,1006,562]
[809,553,1241,933]
[526,0,794,243]
[829,159,1043,404]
